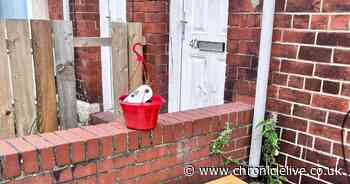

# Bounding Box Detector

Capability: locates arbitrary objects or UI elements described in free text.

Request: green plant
[210,122,244,165]
[210,119,283,184]
[258,118,283,184]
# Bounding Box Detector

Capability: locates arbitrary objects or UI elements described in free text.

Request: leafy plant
[210,118,283,184]
[258,118,283,184]
[210,122,245,165]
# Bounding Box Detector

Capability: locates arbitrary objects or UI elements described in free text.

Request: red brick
[267,98,292,114]
[102,123,128,153]
[322,80,340,94]
[13,174,54,184]
[6,138,39,174]
[279,141,301,157]
[286,0,321,12]
[0,140,20,178]
[301,175,328,184]
[73,162,97,179]
[332,142,350,157]
[53,167,73,183]
[278,114,308,131]
[303,149,337,167]
[328,111,349,127]
[143,1,166,12]
[317,32,350,47]
[271,44,298,58]
[311,94,349,112]
[293,104,327,122]
[272,73,288,85]
[143,23,168,33]
[71,128,99,159]
[83,125,113,157]
[40,133,70,166]
[236,136,251,148]
[138,131,152,148]
[299,46,332,63]
[97,159,114,173]
[321,168,348,184]
[314,138,331,153]
[281,60,314,76]
[293,15,310,29]
[311,15,329,29]
[55,130,85,163]
[305,78,321,91]
[288,75,304,89]
[316,64,350,81]
[274,15,292,28]
[308,122,342,141]
[48,0,63,20]
[342,83,350,97]
[297,133,313,147]
[281,129,297,143]
[330,15,350,30]
[279,88,311,104]
[282,31,315,44]
[334,49,350,65]
[114,154,136,169]
[323,0,350,12]
[128,131,139,151]
[97,172,118,184]
[23,135,56,170]
[151,127,163,145]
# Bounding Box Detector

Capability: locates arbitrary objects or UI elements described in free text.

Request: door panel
[179,0,228,111]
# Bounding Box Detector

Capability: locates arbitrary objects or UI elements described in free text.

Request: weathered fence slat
[31,20,58,133]
[111,22,129,114]
[6,20,36,136]
[127,22,144,91]
[52,20,78,129]
[73,37,111,47]
[0,21,15,139]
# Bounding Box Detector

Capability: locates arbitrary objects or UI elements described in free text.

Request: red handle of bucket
[132,43,145,62]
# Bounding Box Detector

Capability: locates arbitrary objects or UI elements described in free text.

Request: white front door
[169,0,229,112]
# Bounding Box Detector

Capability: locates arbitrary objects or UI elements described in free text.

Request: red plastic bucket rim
[119,95,166,107]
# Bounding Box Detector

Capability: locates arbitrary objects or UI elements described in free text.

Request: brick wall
[71,0,102,103]
[0,103,253,183]
[49,0,102,103]
[227,0,350,183]
[127,0,169,110]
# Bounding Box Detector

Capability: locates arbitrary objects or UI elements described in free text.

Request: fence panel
[0,21,15,139]
[6,20,36,136]
[31,20,58,133]
[52,20,78,129]
[127,22,144,91]
[111,22,129,114]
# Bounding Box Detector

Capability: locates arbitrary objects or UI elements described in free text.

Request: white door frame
[168,0,229,112]
[100,0,126,111]
[168,0,185,112]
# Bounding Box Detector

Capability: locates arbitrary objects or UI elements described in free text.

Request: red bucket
[119,95,165,130]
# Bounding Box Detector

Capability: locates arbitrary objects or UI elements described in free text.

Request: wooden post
[127,22,144,91]
[6,20,36,136]
[0,21,15,139]
[52,20,78,130]
[31,20,58,133]
[111,22,129,114]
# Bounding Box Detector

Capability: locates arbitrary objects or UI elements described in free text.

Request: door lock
[189,39,198,49]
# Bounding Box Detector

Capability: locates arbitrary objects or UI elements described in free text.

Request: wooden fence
[0,20,143,139]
